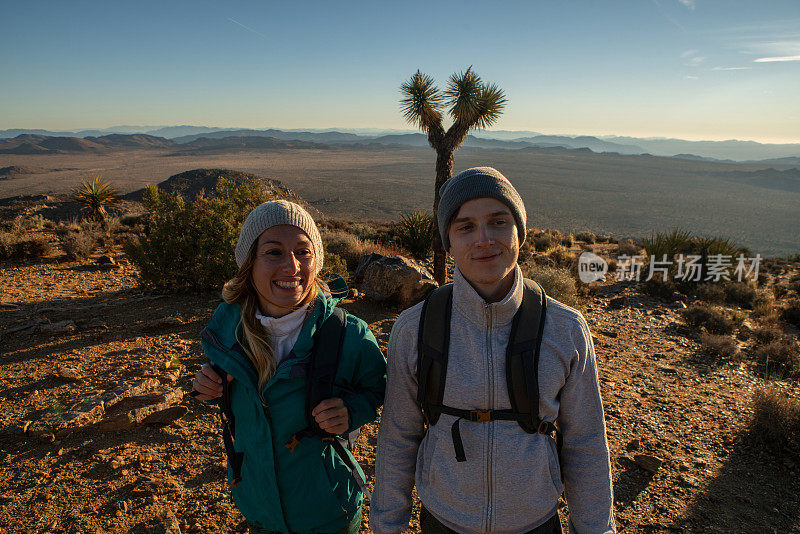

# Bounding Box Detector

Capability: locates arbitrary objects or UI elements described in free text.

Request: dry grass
[752,338,800,379]
[699,332,740,359]
[681,303,740,335]
[321,229,400,271]
[751,387,800,455]
[0,231,53,260]
[523,263,581,308]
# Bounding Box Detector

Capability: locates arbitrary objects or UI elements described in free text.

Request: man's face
[447,197,519,302]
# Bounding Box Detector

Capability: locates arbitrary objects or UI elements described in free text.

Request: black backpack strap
[416,284,453,427]
[306,307,348,437]
[212,363,244,488]
[506,279,548,434]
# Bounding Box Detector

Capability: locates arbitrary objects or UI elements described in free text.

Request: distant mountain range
[1,126,798,162]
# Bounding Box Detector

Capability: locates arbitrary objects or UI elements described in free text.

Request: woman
[192,200,387,534]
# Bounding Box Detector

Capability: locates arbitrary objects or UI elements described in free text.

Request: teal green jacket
[200,283,387,534]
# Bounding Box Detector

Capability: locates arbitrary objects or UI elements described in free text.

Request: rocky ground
[1,243,799,533]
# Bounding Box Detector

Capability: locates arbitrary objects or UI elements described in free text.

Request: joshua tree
[400,67,507,284]
[71,175,119,225]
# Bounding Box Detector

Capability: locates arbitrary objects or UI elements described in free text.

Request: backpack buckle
[537,420,554,435]
[470,410,492,423]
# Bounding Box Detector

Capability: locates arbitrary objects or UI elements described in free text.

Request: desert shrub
[125,177,270,291]
[348,222,378,240]
[783,300,800,328]
[616,239,640,257]
[752,292,777,318]
[60,230,99,260]
[681,303,738,335]
[642,277,677,300]
[752,338,800,379]
[724,282,757,308]
[560,233,574,248]
[523,264,580,307]
[532,233,556,252]
[120,213,146,227]
[395,211,433,260]
[753,325,783,344]
[547,245,577,270]
[774,285,790,300]
[699,332,739,359]
[0,232,53,260]
[751,387,800,455]
[322,230,399,271]
[323,230,366,270]
[695,283,726,304]
[323,250,348,280]
[575,231,596,244]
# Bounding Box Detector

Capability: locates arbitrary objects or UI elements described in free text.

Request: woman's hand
[312,397,349,435]
[191,363,233,400]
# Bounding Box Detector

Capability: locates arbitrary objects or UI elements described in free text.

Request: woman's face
[251,225,316,317]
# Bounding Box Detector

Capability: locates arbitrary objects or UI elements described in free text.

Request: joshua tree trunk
[432,147,455,285]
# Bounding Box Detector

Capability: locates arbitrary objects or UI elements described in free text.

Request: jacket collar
[452,264,524,328]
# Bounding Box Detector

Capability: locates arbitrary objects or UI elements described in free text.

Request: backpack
[211,306,371,498]
[416,278,562,464]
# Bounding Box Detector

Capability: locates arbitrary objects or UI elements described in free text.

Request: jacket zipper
[485,303,493,534]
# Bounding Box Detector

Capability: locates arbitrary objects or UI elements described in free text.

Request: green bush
[681,303,738,335]
[323,250,348,280]
[125,177,271,291]
[395,211,433,260]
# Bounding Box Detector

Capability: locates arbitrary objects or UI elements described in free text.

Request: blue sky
[1,0,798,142]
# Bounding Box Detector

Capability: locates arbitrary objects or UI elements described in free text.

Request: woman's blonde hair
[222,240,323,392]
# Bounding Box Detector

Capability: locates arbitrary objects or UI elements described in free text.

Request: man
[371,167,615,534]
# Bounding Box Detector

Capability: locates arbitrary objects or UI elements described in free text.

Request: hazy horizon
[3,123,800,146]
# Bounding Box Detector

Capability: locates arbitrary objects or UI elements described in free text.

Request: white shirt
[255,305,308,363]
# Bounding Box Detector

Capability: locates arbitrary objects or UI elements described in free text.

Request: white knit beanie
[235,200,324,273]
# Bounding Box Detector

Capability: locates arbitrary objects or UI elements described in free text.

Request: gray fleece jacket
[371,266,615,534]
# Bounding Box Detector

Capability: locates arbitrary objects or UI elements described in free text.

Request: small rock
[634,454,664,474]
[57,448,65,456]
[626,439,640,451]
[38,320,76,336]
[96,255,116,265]
[679,474,699,487]
[600,329,618,338]
[671,301,687,309]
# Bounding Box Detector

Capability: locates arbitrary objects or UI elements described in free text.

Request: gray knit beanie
[235,200,324,273]
[437,166,527,250]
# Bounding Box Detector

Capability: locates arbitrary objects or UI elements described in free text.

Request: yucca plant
[71,176,119,224]
[400,67,507,284]
[396,210,434,260]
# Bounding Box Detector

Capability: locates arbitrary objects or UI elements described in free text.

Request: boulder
[354,254,437,307]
